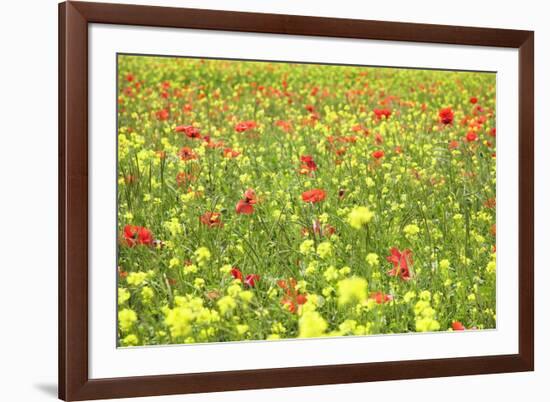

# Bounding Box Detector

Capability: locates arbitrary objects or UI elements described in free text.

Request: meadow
[116,55,496,346]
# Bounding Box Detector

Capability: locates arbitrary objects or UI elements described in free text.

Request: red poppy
[230,268,259,288]
[372,150,385,160]
[305,104,316,113]
[370,291,394,304]
[243,188,257,204]
[302,219,336,238]
[178,147,197,161]
[245,274,260,288]
[200,212,223,228]
[236,199,254,215]
[275,120,292,132]
[439,107,454,125]
[123,224,153,247]
[236,189,257,215]
[484,198,496,209]
[465,131,478,142]
[448,140,460,150]
[176,172,195,188]
[352,124,369,136]
[470,97,478,104]
[175,125,201,139]
[386,247,413,281]
[205,137,225,149]
[223,148,241,158]
[278,278,307,313]
[301,189,326,203]
[299,155,318,174]
[125,73,135,82]
[155,109,170,121]
[489,127,496,138]
[373,108,391,120]
[335,148,347,157]
[451,321,466,331]
[235,120,257,133]
[118,266,128,278]
[230,267,243,281]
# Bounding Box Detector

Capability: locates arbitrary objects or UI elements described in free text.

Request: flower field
[117,55,497,347]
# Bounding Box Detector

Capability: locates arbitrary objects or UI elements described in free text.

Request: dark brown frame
[59,1,534,400]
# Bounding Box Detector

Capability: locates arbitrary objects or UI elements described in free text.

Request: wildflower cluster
[116,55,497,346]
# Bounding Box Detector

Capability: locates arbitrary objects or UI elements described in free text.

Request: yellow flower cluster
[347,206,374,229]
[413,291,440,332]
[337,277,368,306]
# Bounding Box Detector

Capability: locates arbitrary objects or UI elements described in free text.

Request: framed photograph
[59,1,534,400]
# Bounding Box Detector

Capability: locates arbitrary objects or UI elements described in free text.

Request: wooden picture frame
[59,1,534,400]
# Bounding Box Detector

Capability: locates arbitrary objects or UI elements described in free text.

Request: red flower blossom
[370,291,394,304]
[439,107,454,125]
[200,212,223,228]
[223,148,241,158]
[448,140,460,150]
[235,120,257,133]
[302,219,336,238]
[155,109,170,121]
[386,247,413,281]
[484,198,496,209]
[452,321,466,331]
[178,147,197,161]
[230,267,243,281]
[372,150,385,160]
[236,199,254,215]
[301,189,326,203]
[470,97,478,104]
[305,104,316,113]
[244,188,257,204]
[123,224,153,247]
[275,120,292,132]
[205,137,225,149]
[373,108,392,120]
[465,131,478,142]
[118,266,128,278]
[278,278,307,313]
[236,189,257,215]
[299,155,318,174]
[230,268,260,288]
[489,127,496,138]
[245,274,260,288]
[175,125,201,139]
[125,73,135,82]
[176,172,195,188]
[352,124,369,136]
